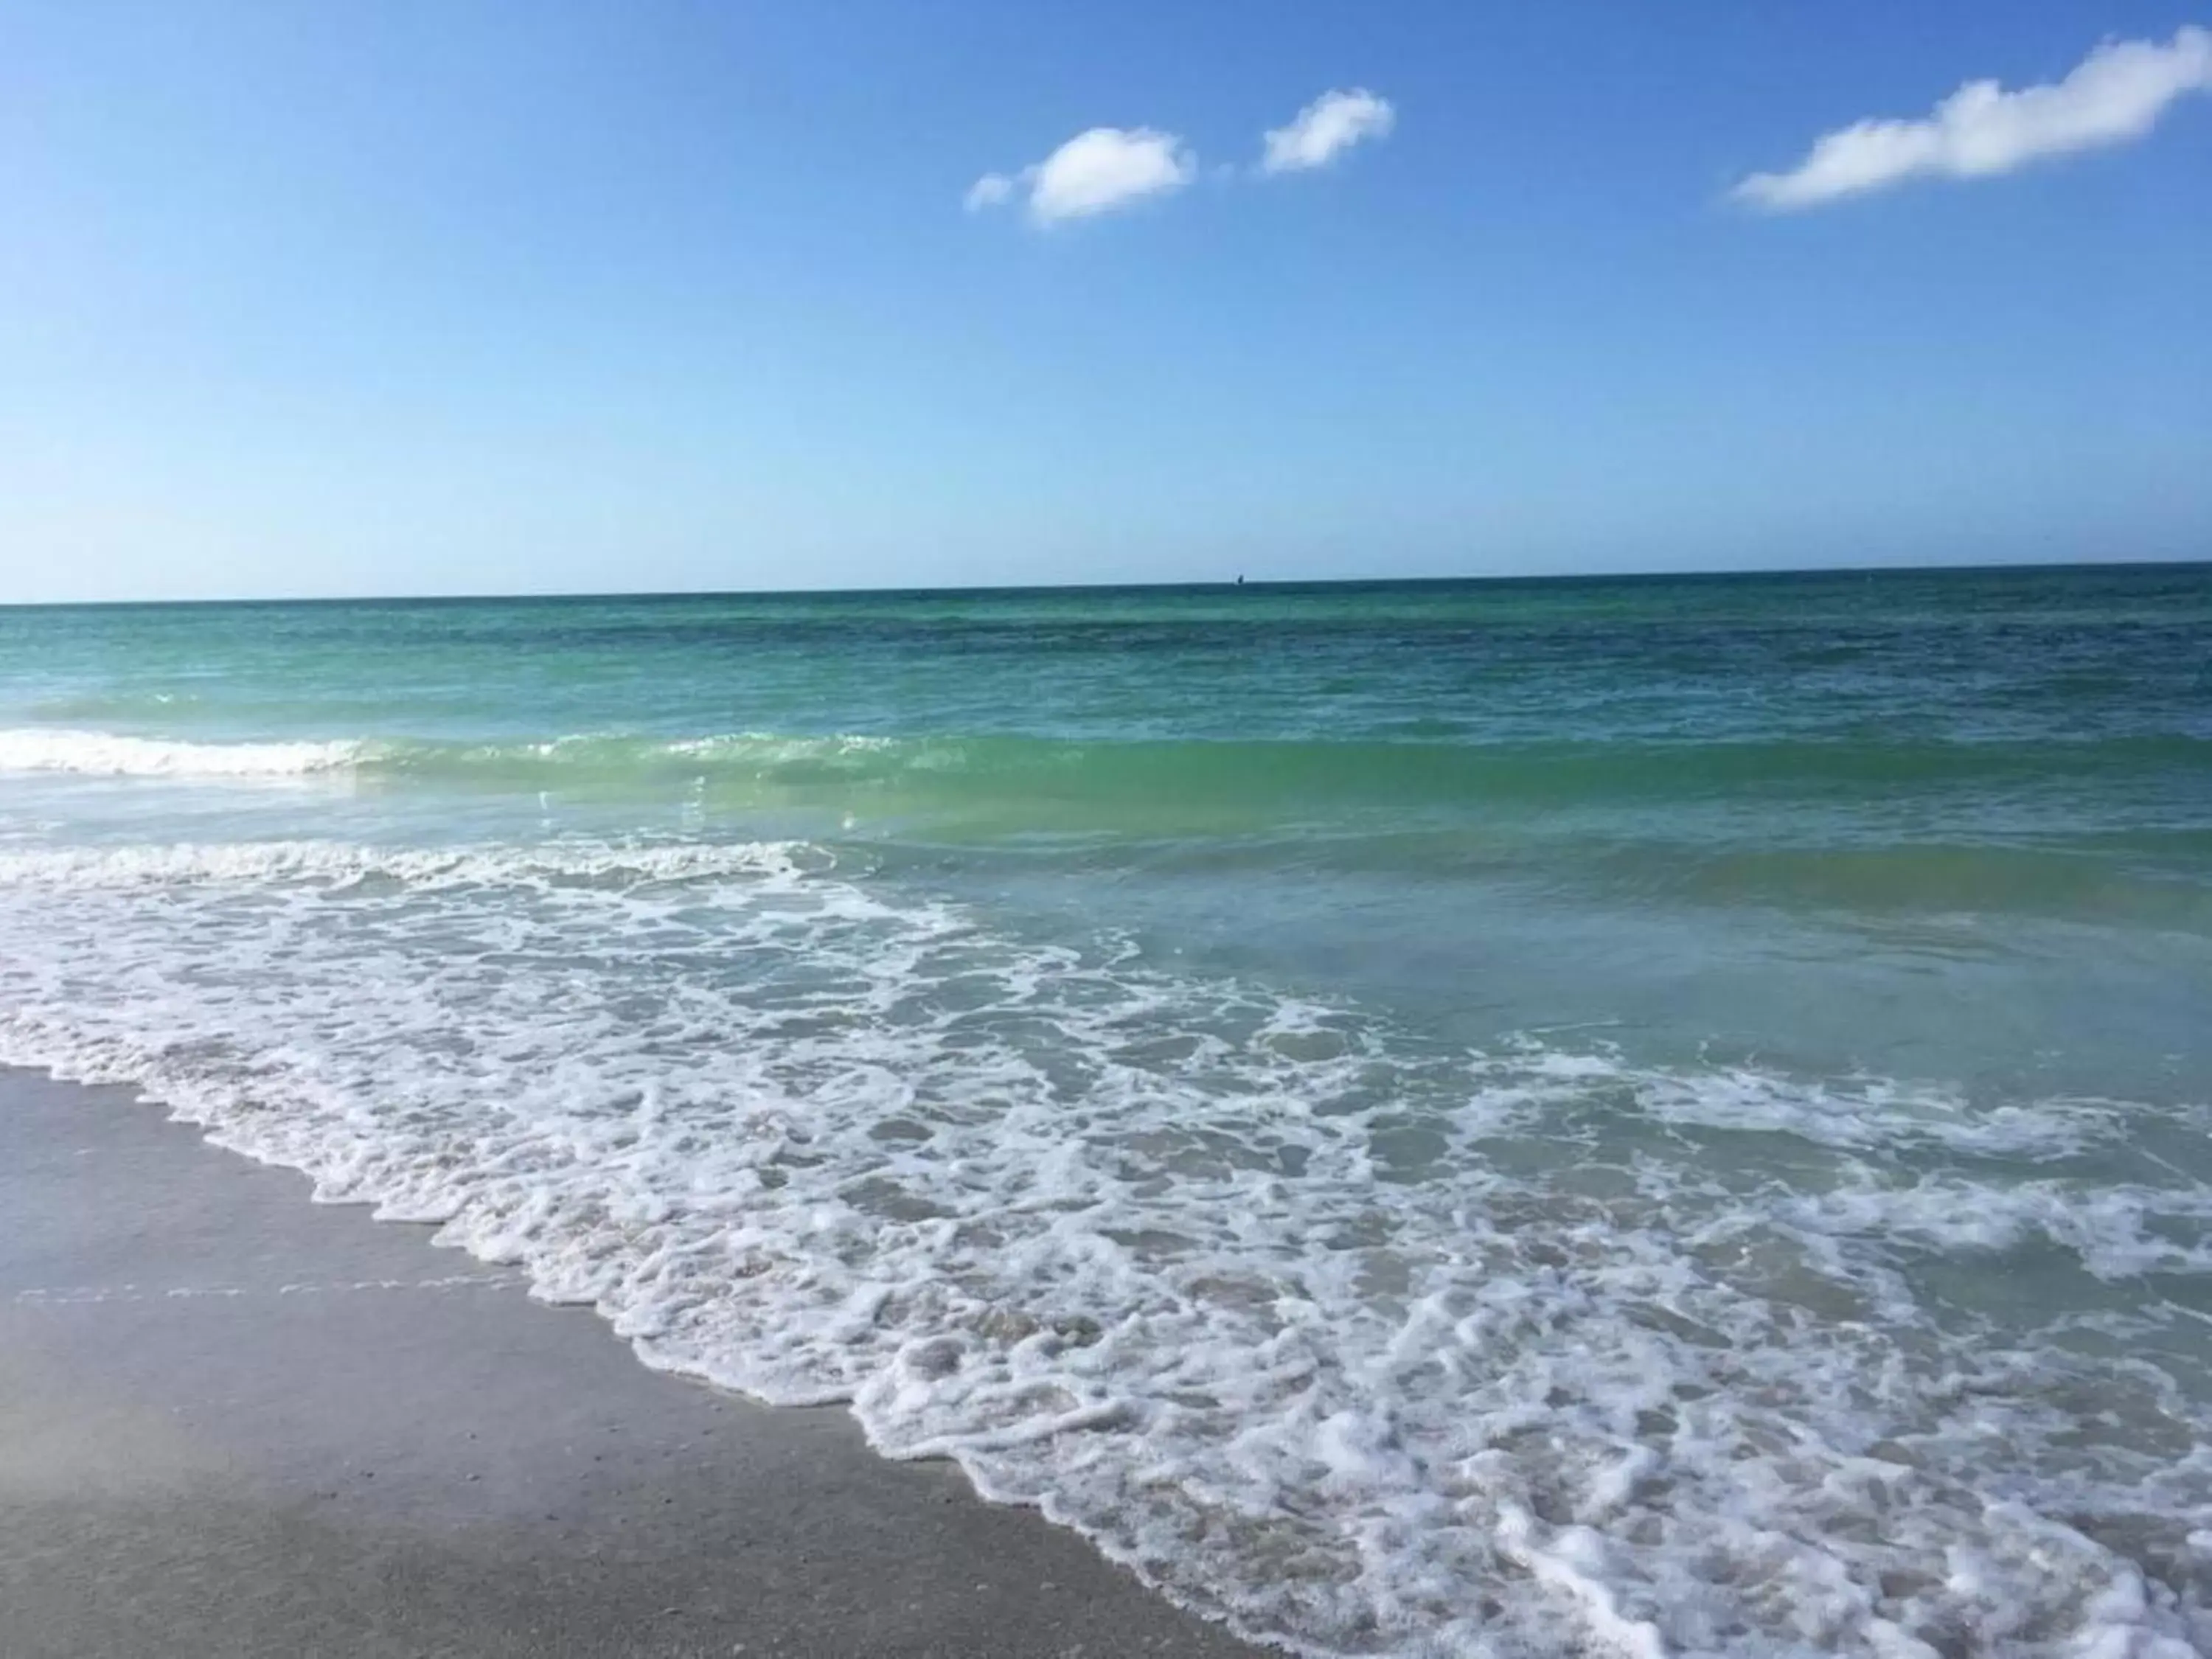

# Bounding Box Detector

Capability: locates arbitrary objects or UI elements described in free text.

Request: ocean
[1,563,2208,1657]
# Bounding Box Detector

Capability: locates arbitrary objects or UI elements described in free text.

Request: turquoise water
[2,564,2210,1655]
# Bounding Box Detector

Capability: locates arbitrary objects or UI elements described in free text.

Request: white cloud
[963,173,1015,212]
[964,127,1196,225]
[1736,26,2212,209]
[1030,127,1195,221]
[1261,88,1396,174]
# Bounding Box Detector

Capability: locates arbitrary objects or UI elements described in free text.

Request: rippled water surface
[2,566,2209,1656]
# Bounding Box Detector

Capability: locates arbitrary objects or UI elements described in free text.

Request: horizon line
[2,551,2207,611]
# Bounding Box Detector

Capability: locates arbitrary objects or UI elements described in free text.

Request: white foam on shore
[0,838,2206,1658]
[0,728,366,779]
[0,838,820,889]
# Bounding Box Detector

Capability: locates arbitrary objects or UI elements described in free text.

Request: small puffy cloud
[963,173,1015,212]
[1261,88,1396,174]
[1031,126,1196,221]
[964,127,1197,225]
[1737,26,2212,209]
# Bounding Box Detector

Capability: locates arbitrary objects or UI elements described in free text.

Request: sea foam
[0,838,2205,1658]
[0,728,365,779]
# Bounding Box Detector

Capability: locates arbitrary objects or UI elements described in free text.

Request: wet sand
[0,1067,1270,1658]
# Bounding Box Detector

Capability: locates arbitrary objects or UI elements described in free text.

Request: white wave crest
[0,838,825,891]
[0,728,366,779]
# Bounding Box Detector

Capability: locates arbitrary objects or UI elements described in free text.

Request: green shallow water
[5,563,2208,1093]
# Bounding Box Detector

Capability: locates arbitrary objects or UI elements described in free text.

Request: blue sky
[3,1,2208,601]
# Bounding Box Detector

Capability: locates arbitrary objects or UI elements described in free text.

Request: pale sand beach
[0,1068,1268,1659]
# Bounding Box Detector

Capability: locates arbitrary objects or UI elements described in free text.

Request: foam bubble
[1521,1042,2128,1161]
[0,837,2205,1658]
[1778,1178,2212,1279]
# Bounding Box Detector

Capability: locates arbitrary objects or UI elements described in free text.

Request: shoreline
[0,1065,1270,1658]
